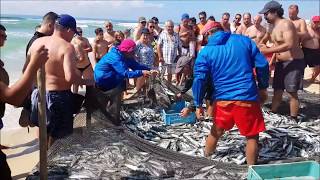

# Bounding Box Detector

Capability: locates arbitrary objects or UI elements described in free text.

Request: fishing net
[27,82,319,179]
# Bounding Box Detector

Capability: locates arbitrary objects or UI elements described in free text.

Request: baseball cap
[181,13,190,20]
[138,17,147,23]
[141,28,150,34]
[175,56,193,74]
[57,14,79,35]
[200,20,223,35]
[118,39,136,53]
[259,1,282,14]
[312,16,320,23]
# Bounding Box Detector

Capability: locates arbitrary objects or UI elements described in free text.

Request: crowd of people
[0,0,319,178]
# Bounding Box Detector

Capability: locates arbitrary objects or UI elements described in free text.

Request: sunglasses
[140,21,147,24]
[149,26,155,28]
[199,17,205,20]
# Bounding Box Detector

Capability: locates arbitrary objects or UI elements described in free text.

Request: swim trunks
[302,47,320,67]
[31,89,74,139]
[213,101,266,137]
[273,59,305,93]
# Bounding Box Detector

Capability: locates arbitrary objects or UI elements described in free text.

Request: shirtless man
[245,15,266,44]
[20,12,58,128]
[71,27,93,93]
[30,14,91,146]
[288,4,308,41]
[175,13,195,85]
[259,1,305,120]
[230,14,242,33]
[197,11,207,32]
[92,28,109,68]
[302,16,320,83]
[221,12,231,32]
[236,13,253,35]
[104,20,115,44]
[133,17,147,41]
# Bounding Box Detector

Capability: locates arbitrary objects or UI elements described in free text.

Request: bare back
[29,36,79,91]
[245,25,266,44]
[271,19,304,61]
[302,26,320,49]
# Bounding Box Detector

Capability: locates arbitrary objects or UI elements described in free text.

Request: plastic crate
[247,161,320,180]
[162,101,196,125]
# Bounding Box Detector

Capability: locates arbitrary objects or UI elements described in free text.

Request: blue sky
[1,0,319,22]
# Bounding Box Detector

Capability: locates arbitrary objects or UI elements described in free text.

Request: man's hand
[259,89,268,105]
[150,70,159,75]
[142,70,151,78]
[259,44,269,54]
[180,107,191,117]
[196,107,204,120]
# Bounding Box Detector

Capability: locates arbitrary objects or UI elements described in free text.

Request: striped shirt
[157,31,181,64]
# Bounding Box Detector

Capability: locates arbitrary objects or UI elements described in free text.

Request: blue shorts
[31,89,74,139]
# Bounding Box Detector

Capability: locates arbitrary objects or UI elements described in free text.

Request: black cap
[259,1,282,14]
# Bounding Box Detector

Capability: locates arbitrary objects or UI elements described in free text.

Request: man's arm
[84,38,93,53]
[157,35,164,63]
[63,45,85,85]
[192,52,209,107]
[250,40,269,89]
[126,59,150,71]
[260,21,296,54]
[111,58,144,79]
[0,45,48,106]
[298,20,308,41]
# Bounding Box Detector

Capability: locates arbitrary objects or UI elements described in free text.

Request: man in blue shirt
[94,39,153,93]
[192,21,269,165]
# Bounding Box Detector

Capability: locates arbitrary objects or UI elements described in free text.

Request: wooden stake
[37,65,47,180]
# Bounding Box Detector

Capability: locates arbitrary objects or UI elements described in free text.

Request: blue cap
[181,13,190,20]
[57,14,79,35]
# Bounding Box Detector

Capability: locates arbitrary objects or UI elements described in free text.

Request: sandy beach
[0,67,319,179]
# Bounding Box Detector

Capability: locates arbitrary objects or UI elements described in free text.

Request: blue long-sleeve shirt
[94,47,150,91]
[192,31,269,107]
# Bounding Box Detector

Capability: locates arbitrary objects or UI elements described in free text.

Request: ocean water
[0,15,138,130]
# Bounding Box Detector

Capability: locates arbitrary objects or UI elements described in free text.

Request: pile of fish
[28,125,247,179]
[121,101,320,165]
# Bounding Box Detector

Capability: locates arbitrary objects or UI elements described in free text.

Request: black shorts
[0,150,11,180]
[302,47,320,67]
[273,59,305,93]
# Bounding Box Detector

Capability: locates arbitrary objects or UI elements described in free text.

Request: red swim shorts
[214,101,266,137]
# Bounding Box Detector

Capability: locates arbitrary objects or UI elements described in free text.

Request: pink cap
[312,16,320,23]
[200,20,223,35]
[118,39,136,53]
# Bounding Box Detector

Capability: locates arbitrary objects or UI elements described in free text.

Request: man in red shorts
[192,21,269,165]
